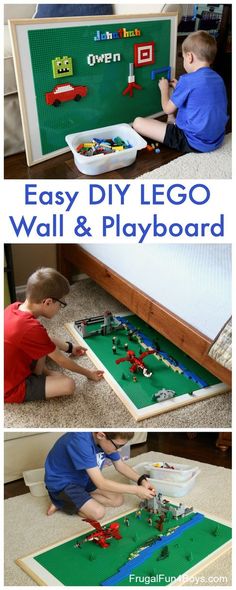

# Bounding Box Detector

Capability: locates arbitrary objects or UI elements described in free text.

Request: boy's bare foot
[47,503,58,516]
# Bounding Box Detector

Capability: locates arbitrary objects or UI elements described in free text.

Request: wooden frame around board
[65,319,228,421]
[16,508,231,586]
[57,244,232,388]
[9,13,178,166]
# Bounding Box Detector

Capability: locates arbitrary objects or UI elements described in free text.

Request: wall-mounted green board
[9,14,178,165]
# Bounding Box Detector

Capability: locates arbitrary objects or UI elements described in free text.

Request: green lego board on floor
[66,313,226,420]
[17,507,231,586]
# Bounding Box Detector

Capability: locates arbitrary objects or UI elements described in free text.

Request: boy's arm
[158,78,177,115]
[113,459,139,482]
[51,337,87,357]
[113,459,155,492]
[86,466,155,500]
[48,347,103,381]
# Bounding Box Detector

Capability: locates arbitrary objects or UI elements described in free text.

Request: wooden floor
[4,432,231,500]
[4,137,183,180]
[131,432,232,469]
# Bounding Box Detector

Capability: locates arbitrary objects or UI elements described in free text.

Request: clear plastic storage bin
[65,123,147,175]
[143,461,199,482]
[23,468,47,497]
[132,462,200,498]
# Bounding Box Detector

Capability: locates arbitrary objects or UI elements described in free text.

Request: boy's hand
[140,479,156,494]
[87,370,104,382]
[72,345,87,357]
[136,486,156,500]
[169,78,178,89]
[158,77,169,93]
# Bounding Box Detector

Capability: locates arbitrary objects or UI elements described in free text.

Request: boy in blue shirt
[45,432,156,520]
[133,30,228,153]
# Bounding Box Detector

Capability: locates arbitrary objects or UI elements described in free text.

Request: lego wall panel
[9,13,177,164]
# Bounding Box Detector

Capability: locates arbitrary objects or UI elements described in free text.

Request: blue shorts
[163,123,199,153]
[47,481,96,514]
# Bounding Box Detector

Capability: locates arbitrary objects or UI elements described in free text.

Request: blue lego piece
[193,377,208,388]
[183,369,198,380]
[158,350,170,360]
[178,362,188,371]
[101,513,204,585]
[151,66,171,81]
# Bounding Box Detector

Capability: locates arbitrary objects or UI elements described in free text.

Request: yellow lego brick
[112,146,124,151]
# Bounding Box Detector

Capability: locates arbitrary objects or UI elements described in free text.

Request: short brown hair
[106,432,134,442]
[182,31,217,64]
[26,267,70,303]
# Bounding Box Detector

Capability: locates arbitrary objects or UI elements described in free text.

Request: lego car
[45,83,88,106]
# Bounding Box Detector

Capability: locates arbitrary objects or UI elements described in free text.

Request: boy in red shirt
[4,267,103,403]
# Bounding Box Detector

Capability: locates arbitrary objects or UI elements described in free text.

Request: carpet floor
[4,451,231,586]
[138,134,232,179]
[4,280,231,429]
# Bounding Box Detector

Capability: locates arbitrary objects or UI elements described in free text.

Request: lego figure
[124,516,130,527]
[116,349,156,378]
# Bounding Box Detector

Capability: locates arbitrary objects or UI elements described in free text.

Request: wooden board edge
[8,13,178,167]
[65,322,230,423]
[172,540,232,586]
[8,20,33,166]
[15,558,47,586]
[16,508,231,586]
[9,13,179,26]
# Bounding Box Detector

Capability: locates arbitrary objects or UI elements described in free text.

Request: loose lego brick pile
[146,141,160,154]
[75,136,132,157]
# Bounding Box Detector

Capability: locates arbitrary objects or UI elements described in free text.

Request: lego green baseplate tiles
[28,19,171,154]
[16,504,231,586]
[66,313,228,421]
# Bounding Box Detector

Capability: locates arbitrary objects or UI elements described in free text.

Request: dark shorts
[163,124,199,153]
[24,374,46,402]
[47,481,97,514]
